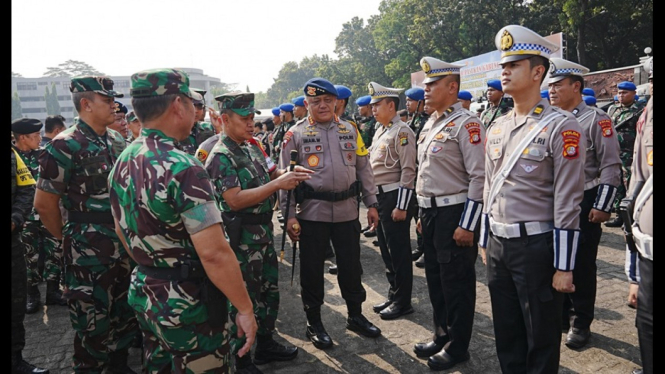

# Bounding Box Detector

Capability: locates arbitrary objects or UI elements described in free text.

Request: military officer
[12,137,50,374]
[108,68,258,373]
[270,105,295,165]
[34,76,138,373]
[547,57,622,349]
[356,94,378,148]
[410,57,485,371]
[175,90,215,156]
[457,90,473,110]
[605,81,645,227]
[479,25,586,374]
[479,79,512,128]
[12,118,67,314]
[109,101,130,141]
[366,82,417,320]
[292,95,307,121]
[126,111,142,141]
[205,92,311,373]
[334,84,354,121]
[280,77,382,350]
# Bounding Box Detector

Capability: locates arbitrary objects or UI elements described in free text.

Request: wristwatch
[368,202,379,209]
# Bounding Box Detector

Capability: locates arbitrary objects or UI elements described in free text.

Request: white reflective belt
[417,192,467,208]
[632,226,653,261]
[584,178,600,190]
[377,182,400,194]
[489,217,554,239]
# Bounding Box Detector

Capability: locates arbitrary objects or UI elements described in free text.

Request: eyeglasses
[194,104,205,110]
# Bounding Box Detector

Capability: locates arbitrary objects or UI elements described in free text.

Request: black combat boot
[253,333,298,365]
[107,349,137,374]
[45,280,67,306]
[234,354,263,374]
[305,308,333,349]
[26,285,41,314]
[12,351,50,374]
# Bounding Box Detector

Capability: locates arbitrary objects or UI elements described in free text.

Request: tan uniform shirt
[279,116,377,222]
[572,101,622,212]
[416,103,485,202]
[369,115,417,189]
[629,97,652,240]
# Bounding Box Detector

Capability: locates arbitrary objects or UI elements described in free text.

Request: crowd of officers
[10,23,652,374]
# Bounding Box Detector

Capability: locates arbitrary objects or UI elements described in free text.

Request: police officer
[205,92,311,373]
[280,77,382,350]
[479,25,585,374]
[366,82,417,320]
[479,79,512,128]
[12,118,67,314]
[334,84,355,121]
[605,81,645,227]
[457,90,473,110]
[108,68,258,373]
[624,56,652,374]
[292,95,307,121]
[411,57,485,371]
[175,90,215,156]
[547,57,622,349]
[12,136,50,374]
[34,76,138,373]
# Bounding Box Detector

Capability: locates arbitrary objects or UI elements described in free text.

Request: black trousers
[375,189,413,306]
[486,231,563,374]
[637,255,653,374]
[563,187,603,329]
[12,233,27,355]
[299,219,366,316]
[420,204,478,357]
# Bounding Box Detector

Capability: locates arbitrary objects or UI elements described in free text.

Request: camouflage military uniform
[479,99,513,128]
[607,101,645,211]
[360,117,377,148]
[176,120,215,156]
[109,127,232,373]
[14,144,63,289]
[37,118,137,373]
[205,134,279,354]
[271,119,296,164]
[407,111,430,140]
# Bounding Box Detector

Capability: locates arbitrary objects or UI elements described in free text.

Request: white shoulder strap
[422,111,465,149]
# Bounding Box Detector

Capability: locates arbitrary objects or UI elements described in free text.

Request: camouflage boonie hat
[129,68,195,98]
[215,92,259,116]
[70,76,123,98]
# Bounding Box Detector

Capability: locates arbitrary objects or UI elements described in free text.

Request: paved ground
[23,208,644,373]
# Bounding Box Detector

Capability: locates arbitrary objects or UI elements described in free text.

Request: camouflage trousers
[613,155,633,211]
[65,258,138,374]
[228,239,279,355]
[22,219,63,287]
[129,269,232,374]
[12,233,27,354]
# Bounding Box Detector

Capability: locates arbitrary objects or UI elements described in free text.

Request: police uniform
[624,57,653,374]
[479,79,512,128]
[176,90,215,156]
[204,93,297,369]
[547,58,622,347]
[279,78,381,349]
[366,82,417,320]
[479,26,585,374]
[108,69,236,373]
[36,76,137,373]
[412,57,485,370]
[12,119,66,313]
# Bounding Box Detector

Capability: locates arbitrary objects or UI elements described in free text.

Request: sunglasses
[194,104,205,109]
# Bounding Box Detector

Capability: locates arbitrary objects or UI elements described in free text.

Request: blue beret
[334,85,352,99]
[11,117,43,134]
[634,94,639,101]
[304,78,337,97]
[583,95,596,105]
[617,81,636,91]
[291,95,305,106]
[540,90,549,99]
[405,87,424,101]
[271,107,281,116]
[582,88,595,97]
[487,79,502,91]
[614,95,619,101]
[458,90,472,101]
[279,103,294,112]
[114,101,128,114]
[355,95,371,106]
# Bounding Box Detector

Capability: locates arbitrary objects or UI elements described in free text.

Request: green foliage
[43,60,104,77]
[45,83,61,115]
[11,92,23,121]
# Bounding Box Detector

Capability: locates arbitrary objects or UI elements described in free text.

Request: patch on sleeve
[398,132,409,146]
[465,122,482,144]
[597,119,613,137]
[196,149,208,163]
[561,130,581,159]
[283,131,293,146]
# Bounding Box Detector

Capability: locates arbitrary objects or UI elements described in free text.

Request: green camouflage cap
[215,92,259,116]
[70,76,123,97]
[129,68,195,98]
[126,111,138,122]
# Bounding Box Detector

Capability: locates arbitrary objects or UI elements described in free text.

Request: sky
[11,0,384,93]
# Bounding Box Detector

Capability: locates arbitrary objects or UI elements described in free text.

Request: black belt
[231,211,273,225]
[303,183,360,202]
[68,211,114,224]
[137,261,207,281]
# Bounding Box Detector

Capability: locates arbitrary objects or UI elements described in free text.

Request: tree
[43,60,104,77]
[11,92,23,121]
[45,83,61,116]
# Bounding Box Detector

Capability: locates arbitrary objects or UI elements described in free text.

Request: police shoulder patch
[597,119,613,137]
[561,130,581,159]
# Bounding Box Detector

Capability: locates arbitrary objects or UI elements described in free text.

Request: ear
[533,65,546,82]
[304,98,310,110]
